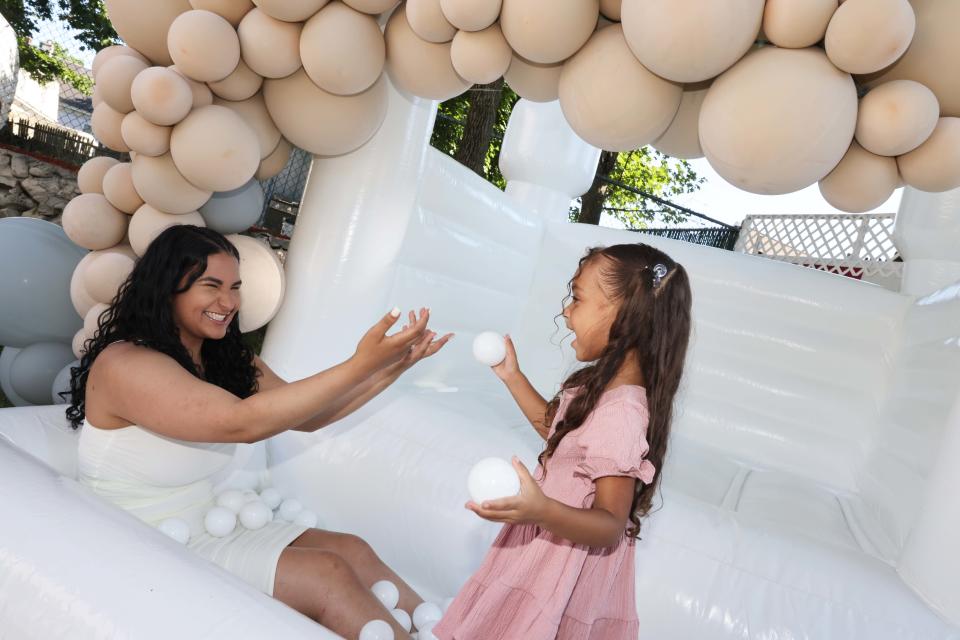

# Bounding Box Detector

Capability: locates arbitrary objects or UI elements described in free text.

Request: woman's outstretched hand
[353,307,431,371]
[491,334,521,382]
[391,310,453,374]
[466,457,548,525]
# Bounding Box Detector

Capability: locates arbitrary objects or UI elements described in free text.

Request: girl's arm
[493,336,550,440]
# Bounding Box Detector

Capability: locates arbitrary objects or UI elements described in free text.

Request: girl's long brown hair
[540,243,692,537]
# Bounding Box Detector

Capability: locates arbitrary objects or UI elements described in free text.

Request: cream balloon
[77,157,120,195]
[128,205,206,256]
[189,0,255,26]
[227,234,285,333]
[83,303,110,340]
[167,9,241,83]
[102,163,144,214]
[237,9,303,79]
[300,2,385,96]
[699,47,857,195]
[500,0,598,64]
[70,253,99,319]
[342,0,398,13]
[212,94,282,159]
[263,69,388,156]
[131,153,212,214]
[256,138,293,180]
[621,0,764,83]
[762,0,838,49]
[897,117,960,192]
[130,66,194,126]
[97,55,149,113]
[91,102,131,152]
[440,0,501,31]
[252,0,329,22]
[824,0,915,75]
[207,58,263,101]
[169,65,215,108]
[558,25,682,151]
[856,80,939,157]
[384,5,470,101]
[503,54,561,102]
[407,0,456,43]
[652,83,709,160]
[598,0,619,21]
[72,328,91,359]
[92,83,103,108]
[92,45,149,78]
[121,111,172,156]
[102,0,191,65]
[62,194,130,251]
[83,245,138,304]
[818,141,900,213]
[170,105,261,192]
[450,24,512,84]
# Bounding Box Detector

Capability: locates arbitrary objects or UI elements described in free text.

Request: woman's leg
[273,546,412,639]
[289,529,424,614]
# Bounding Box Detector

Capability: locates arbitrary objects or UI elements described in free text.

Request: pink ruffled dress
[433,385,655,640]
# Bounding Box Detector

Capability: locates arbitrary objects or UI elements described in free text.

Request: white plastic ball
[391,608,412,632]
[472,331,505,366]
[359,619,395,640]
[239,500,273,530]
[418,623,439,640]
[158,517,191,544]
[413,602,443,632]
[371,580,401,609]
[259,487,283,509]
[278,498,303,521]
[467,457,520,503]
[216,489,248,513]
[204,506,238,537]
[293,509,319,528]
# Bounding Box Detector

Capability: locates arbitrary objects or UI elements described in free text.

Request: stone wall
[0,148,78,224]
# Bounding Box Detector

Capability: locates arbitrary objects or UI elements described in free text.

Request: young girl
[433,243,692,640]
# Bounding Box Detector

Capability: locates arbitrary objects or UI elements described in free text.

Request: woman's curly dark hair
[66,225,259,429]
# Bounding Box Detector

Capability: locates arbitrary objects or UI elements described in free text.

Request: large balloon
[51,359,80,406]
[228,234,285,333]
[199,179,265,234]
[824,0,915,75]
[384,4,470,101]
[102,0,191,66]
[500,0,599,65]
[9,342,77,405]
[0,218,86,347]
[170,105,261,191]
[0,347,33,407]
[300,1,385,96]
[167,9,241,82]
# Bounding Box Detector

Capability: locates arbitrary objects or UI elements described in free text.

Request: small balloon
[199,179,265,234]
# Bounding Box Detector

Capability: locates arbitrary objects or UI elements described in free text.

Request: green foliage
[598,149,705,228]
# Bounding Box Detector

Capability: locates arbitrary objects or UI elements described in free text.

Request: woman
[68,225,449,638]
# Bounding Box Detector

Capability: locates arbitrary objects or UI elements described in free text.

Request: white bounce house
[3,0,960,638]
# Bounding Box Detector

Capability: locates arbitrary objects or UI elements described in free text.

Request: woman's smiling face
[172,251,242,345]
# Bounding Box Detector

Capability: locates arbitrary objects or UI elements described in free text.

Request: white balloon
[472,331,506,366]
[158,517,191,544]
[216,489,247,513]
[359,619,394,640]
[278,498,303,521]
[412,602,443,631]
[204,506,237,537]
[239,500,273,530]
[259,487,283,509]
[51,359,79,406]
[468,457,520,504]
[391,608,412,632]
[371,579,400,609]
[293,509,319,528]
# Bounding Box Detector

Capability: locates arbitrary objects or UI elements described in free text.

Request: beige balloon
[131,153,212,214]
[863,0,960,118]
[208,58,264,101]
[72,327,92,359]
[252,0,329,21]
[238,9,303,79]
[559,25,682,151]
[652,83,710,159]
[128,204,206,256]
[102,0,192,65]
[256,137,293,180]
[83,303,111,341]
[825,0,915,75]
[301,2,385,96]
[169,65,215,108]
[818,141,899,212]
[699,47,858,195]
[763,0,837,49]
[212,94,282,159]
[92,83,104,108]
[450,24,512,85]
[121,111,172,156]
[897,117,960,192]
[78,156,120,195]
[92,45,150,78]
[91,103,131,152]
[97,56,149,113]
[407,0,457,43]
[503,53,562,102]
[70,253,99,319]
[101,163,144,214]
[501,0,598,65]
[83,245,138,305]
[384,5,471,101]
[621,0,764,84]
[264,69,388,155]
[62,194,130,251]
[856,80,939,157]
[440,0,501,31]
[130,66,194,126]
[342,0,399,13]
[167,9,241,83]
[227,234,285,333]
[169,105,261,192]
[598,0,620,21]
[190,0,255,26]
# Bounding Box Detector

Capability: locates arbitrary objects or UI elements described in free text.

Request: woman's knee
[336,533,380,564]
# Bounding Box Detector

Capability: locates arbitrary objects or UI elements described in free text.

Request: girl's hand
[466,457,548,525]
[353,307,430,371]
[491,334,521,383]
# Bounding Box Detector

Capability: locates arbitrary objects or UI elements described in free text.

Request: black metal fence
[633,226,741,251]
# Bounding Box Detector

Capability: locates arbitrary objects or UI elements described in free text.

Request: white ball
[418,623,439,640]
[239,500,273,530]
[412,602,443,631]
[371,580,401,609]
[467,457,520,504]
[278,498,303,522]
[359,619,395,640]
[472,331,506,366]
[204,506,237,537]
[391,608,412,632]
[158,517,191,544]
[259,487,283,509]
[216,489,247,513]
[294,509,319,528]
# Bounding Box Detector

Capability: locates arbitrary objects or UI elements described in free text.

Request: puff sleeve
[573,400,656,485]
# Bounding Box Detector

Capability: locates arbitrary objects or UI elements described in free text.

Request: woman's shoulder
[93,341,177,377]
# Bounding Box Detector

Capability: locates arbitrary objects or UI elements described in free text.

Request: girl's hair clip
[652,263,668,289]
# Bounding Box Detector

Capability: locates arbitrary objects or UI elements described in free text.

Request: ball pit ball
[216,489,247,513]
[204,506,238,537]
[372,579,401,609]
[413,602,443,631]
[259,487,283,510]
[158,517,191,544]
[239,500,273,530]
[359,619,395,640]
[472,331,506,366]
[278,498,304,522]
[293,509,319,528]
[468,457,520,504]
[391,608,412,632]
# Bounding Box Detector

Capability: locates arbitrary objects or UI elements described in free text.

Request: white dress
[78,419,308,595]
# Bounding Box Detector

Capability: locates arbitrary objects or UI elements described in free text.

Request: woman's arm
[492,336,549,439]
